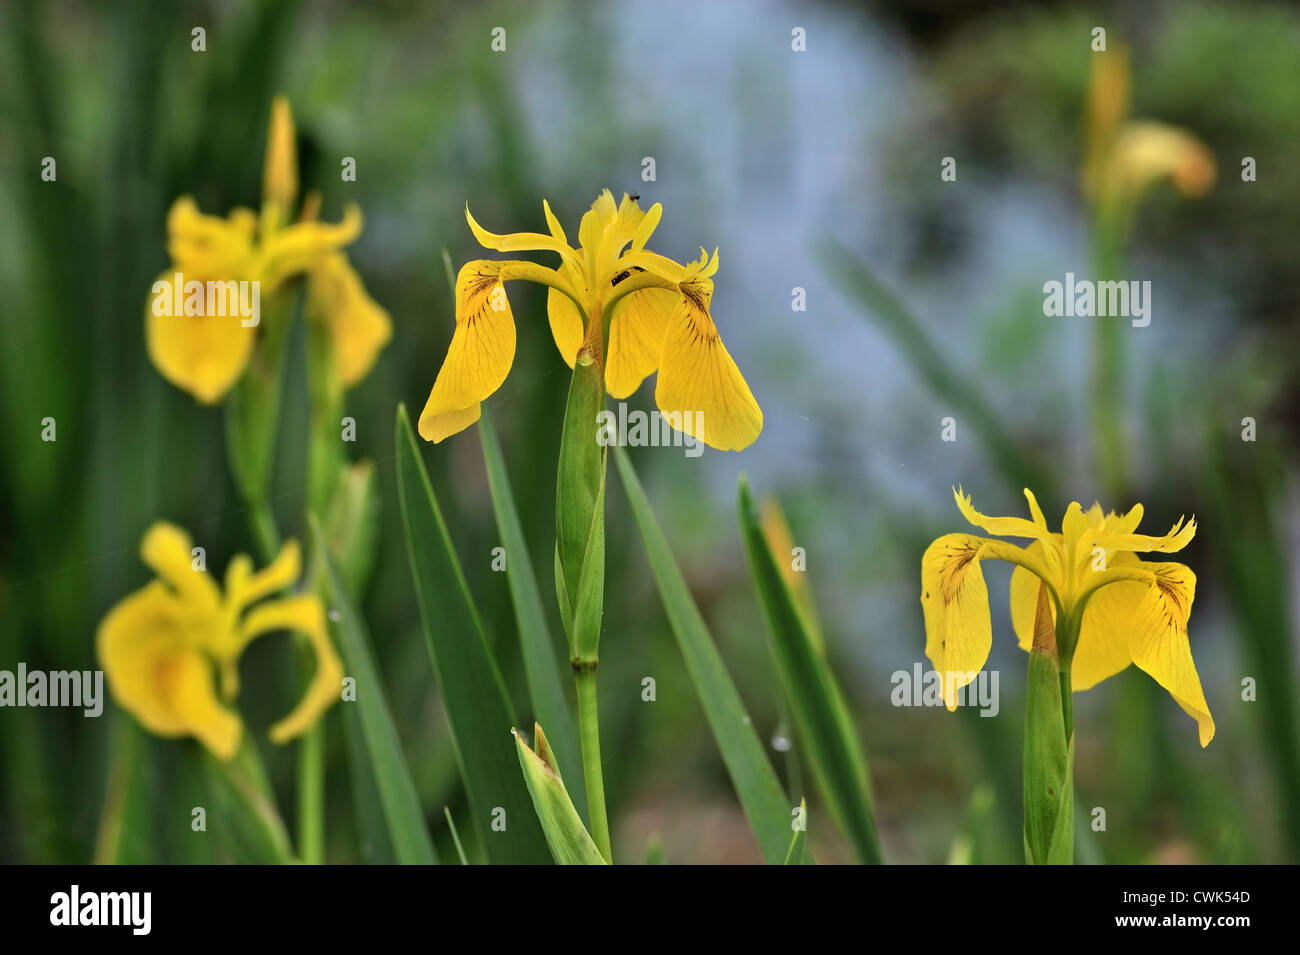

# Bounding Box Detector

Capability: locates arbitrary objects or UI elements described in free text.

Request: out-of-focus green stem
[574,665,612,862]
[297,723,325,864]
[1090,212,1129,501]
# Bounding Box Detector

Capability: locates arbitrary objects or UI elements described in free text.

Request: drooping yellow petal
[96,583,242,760]
[1127,562,1214,746]
[262,95,298,221]
[1101,121,1216,204]
[605,286,675,399]
[418,260,518,443]
[237,595,343,744]
[920,533,993,709]
[307,253,392,388]
[146,272,258,403]
[653,271,762,451]
[140,522,222,613]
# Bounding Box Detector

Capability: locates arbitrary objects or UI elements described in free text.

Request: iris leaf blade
[737,477,883,864]
[394,404,552,864]
[312,515,438,865]
[613,446,795,864]
[515,723,607,865]
[478,411,585,818]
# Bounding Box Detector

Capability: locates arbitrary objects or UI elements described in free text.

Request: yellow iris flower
[921,488,1213,747]
[1083,46,1215,208]
[418,190,763,451]
[96,522,344,761]
[146,96,391,403]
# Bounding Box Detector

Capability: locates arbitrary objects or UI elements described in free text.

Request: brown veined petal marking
[418,260,518,443]
[654,275,762,451]
[1128,561,1215,747]
[920,533,994,707]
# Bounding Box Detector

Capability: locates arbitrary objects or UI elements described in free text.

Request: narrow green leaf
[784,799,808,864]
[395,404,552,864]
[515,724,608,865]
[478,411,585,818]
[339,702,398,864]
[312,515,438,865]
[738,478,883,864]
[203,742,299,865]
[444,807,470,865]
[613,446,795,864]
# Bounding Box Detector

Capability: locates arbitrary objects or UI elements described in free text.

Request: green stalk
[296,724,325,864]
[1059,664,1074,743]
[554,353,610,861]
[1090,211,1130,501]
[298,319,345,867]
[574,666,611,861]
[1024,585,1073,864]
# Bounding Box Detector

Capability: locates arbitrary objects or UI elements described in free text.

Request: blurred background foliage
[0,0,1296,863]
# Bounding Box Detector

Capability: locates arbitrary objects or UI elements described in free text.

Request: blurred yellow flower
[146,95,390,404]
[1083,47,1216,208]
[920,488,1213,746]
[96,522,344,760]
[418,190,762,451]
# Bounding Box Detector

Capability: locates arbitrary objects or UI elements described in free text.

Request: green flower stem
[1024,587,1074,864]
[1090,214,1129,500]
[574,663,612,862]
[1055,608,1083,743]
[297,722,325,864]
[555,355,610,861]
[298,319,344,867]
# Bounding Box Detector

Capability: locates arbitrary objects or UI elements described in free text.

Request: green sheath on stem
[553,358,611,861]
[1023,585,1073,865]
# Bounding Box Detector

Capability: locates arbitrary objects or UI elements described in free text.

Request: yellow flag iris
[146,95,391,404]
[96,523,344,760]
[418,190,762,451]
[1083,47,1215,208]
[921,487,1213,747]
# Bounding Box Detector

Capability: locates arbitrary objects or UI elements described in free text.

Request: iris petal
[418,260,517,443]
[653,276,762,451]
